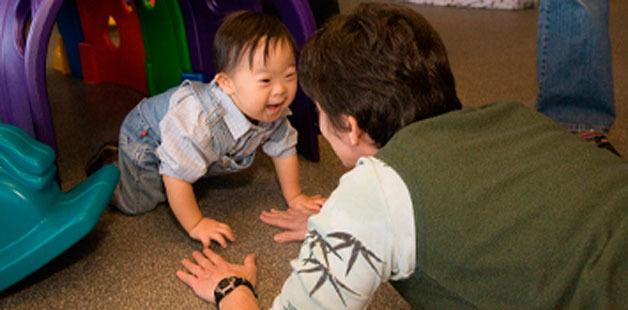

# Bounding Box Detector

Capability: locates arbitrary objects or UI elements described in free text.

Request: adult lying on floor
[177,3,628,309]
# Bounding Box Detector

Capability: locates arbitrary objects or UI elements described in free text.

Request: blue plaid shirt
[148,80,297,183]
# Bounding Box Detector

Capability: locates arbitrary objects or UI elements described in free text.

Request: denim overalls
[112,81,258,214]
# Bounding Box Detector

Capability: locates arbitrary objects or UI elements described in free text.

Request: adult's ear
[345,115,362,146]
[214,72,235,96]
[345,115,378,149]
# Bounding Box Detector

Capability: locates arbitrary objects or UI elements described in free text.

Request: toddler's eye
[259,79,271,84]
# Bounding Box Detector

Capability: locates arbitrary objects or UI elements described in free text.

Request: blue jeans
[536,0,615,132]
[112,100,169,214]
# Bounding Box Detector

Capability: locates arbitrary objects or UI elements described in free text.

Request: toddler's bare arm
[271,154,326,210]
[163,175,235,248]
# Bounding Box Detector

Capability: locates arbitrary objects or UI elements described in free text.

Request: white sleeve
[271,157,415,309]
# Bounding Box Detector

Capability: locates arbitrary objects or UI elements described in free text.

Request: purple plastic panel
[266,0,319,161]
[0,0,62,152]
[0,1,35,135]
[178,0,261,79]
[267,0,316,47]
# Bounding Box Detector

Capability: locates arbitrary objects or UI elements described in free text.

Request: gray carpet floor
[1,0,626,309]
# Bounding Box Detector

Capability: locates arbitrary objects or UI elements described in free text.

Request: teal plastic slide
[0,123,119,291]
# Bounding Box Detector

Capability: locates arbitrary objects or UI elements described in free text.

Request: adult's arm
[271,157,416,309]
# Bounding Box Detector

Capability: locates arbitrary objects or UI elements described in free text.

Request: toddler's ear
[215,72,235,96]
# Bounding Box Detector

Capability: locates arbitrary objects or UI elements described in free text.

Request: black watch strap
[214,276,257,307]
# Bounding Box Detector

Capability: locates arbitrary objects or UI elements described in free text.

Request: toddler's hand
[189,217,235,248]
[288,193,326,211]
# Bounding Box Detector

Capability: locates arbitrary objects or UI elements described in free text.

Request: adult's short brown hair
[299,2,461,147]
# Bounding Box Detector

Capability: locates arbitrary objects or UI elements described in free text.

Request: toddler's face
[223,38,297,123]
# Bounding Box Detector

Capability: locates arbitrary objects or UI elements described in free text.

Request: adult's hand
[259,207,319,243]
[176,248,257,306]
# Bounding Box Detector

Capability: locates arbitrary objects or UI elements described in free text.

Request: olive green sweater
[377,102,628,309]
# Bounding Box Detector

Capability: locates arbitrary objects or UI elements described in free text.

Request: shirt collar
[210,80,252,140]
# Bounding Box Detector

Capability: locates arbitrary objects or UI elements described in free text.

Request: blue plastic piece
[181,71,208,83]
[55,0,84,78]
[0,123,119,291]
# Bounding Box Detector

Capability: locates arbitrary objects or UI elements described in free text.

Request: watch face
[214,276,256,305]
[218,277,232,289]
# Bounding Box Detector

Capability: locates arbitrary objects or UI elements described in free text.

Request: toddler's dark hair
[214,11,297,73]
[299,2,461,147]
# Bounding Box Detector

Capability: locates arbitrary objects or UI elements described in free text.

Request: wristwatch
[214,276,257,307]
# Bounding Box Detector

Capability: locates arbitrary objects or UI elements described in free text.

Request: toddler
[88,11,324,248]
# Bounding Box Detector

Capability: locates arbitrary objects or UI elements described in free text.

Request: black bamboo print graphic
[298,257,359,307]
[298,230,385,307]
[328,232,383,277]
[283,302,298,310]
[304,230,342,267]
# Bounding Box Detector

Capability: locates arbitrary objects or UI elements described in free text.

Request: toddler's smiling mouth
[266,102,283,112]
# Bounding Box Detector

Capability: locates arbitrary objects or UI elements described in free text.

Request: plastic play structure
[75,0,148,94]
[0,123,119,291]
[0,0,320,162]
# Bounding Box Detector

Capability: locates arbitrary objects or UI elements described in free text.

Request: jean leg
[112,151,165,214]
[536,0,615,132]
[111,110,166,214]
